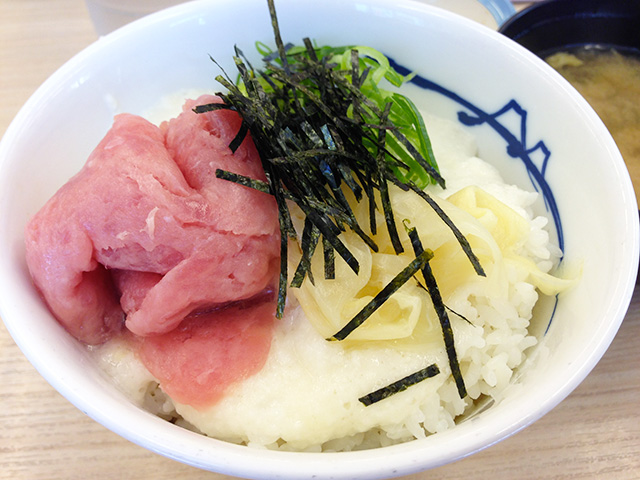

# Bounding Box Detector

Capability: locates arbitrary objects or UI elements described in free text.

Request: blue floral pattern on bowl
[390,58,564,254]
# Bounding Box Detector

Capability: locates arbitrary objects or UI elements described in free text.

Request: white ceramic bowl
[0,0,637,478]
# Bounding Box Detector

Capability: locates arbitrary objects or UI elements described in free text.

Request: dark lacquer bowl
[499,0,640,58]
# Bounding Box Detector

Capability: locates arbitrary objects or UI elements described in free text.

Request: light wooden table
[1,1,639,479]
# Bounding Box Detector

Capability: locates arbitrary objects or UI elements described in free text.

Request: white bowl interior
[0,0,637,478]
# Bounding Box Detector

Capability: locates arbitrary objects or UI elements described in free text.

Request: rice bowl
[91,103,561,451]
[0,0,637,478]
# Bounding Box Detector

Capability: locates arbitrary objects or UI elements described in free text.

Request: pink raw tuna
[25,95,280,344]
[133,296,276,409]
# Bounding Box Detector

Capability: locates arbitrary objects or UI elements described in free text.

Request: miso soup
[547,47,640,206]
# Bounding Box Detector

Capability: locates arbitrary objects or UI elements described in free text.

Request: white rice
[92,109,559,452]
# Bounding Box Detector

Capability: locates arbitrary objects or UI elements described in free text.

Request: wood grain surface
[1,1,638,479]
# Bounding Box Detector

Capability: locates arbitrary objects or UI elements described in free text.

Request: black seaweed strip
[365,175,378,236]
[261,42,292,64]
[317,158,353,214]
[383,133,427,180]
[320,125,336,151]
[358,66,371,89]
[389,128,445,188]
[192,102,234,114]
[351,49,362,88]
[446,306,472,325]
[234,46,258,76]
[375,103,404,255]
[258,69,280,94]
[329,249,433,341]
[322,235,335,280]
[342,55,373,211]
[307,43,335,114]
[407,227,467,399]
[271,179,291,317]
[277,144,351,243]
[233,54,252,89]
[300,121,324,148]
[358,364,440,406]
[320,159,378,252]
[349,49,365,157]
[341,165,377,236]
[271,148,332,207]
[269,148,359,164]
[303,209,360,275]
[303,38,318,62]
[413,276,472,325]
[206,54,237,88]
[344,218,378,252]
[275,128,301,154]
[215,169,270,193]
[284,157,348,217]
[290,217,319,288]
[233,56,274,118]
[323,123,343,151]
[228,120,250,153]
[267,0,290,75]
[302,75,374,161]
[336,155,363,201]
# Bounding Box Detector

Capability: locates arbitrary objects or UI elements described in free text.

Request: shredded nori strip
[445,305,472,325]
[329,249,433,341]
[375,101,404,255]
[406,225,467,399]
[358,364,440,406]
[322,235,335,280]
[214,168,270,194]
[290,217,319,288]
